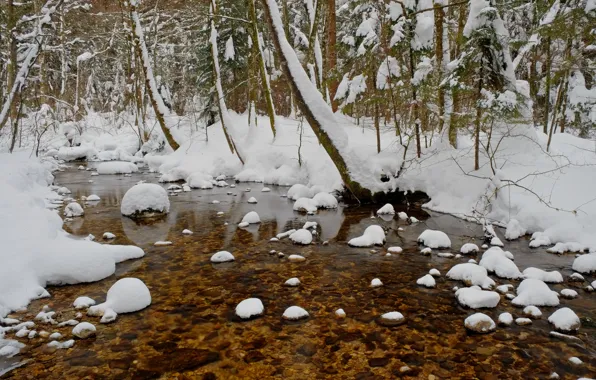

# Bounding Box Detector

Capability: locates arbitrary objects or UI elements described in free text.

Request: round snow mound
[89,278,151,315]
[72,322,96,339]
[282,306,309,320]
[289,229,312,245]
[121,183,170,218]
[235,298,264,319]
[464,313,496,333]
[211,251,235,263]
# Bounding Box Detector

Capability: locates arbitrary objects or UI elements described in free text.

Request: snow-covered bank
[0,153,144,319]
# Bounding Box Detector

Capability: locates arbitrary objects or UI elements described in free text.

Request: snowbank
[0,153,144,319]
[96,161,138,175]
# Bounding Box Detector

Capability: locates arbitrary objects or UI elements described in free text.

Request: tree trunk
[124,0,180,151]
[543,37,551,135]
[474,76,483,171]
[260,0,372,201]
[248,0,276,137]
[6,0,19,129]
[434,3,445,134]
[327,0,338,111]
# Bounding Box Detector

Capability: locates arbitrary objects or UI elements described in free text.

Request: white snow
[287,184,313,200]
[512,279,559,307]
[377,204,395,215]
[522,267,563,283]
[210,251,235,263]
[498,312,513,326]
[335,309,346,318]
[523,305,542,319]
[460,243,479,254]
[417,274,436,288]
[479,247,522,279]
[261,187,271,192]
[96,162,138,175]
[235,298,264,319]
[417,230,451,249]
[182,229,193,235]
[380,311,405,322]
[547,242,585,254]
[455,287,500,309]
[388,246,403,254]
[88,278,151,319]
[284,278,301,287]
[348,225,385,247]
[446,263,495,289]
[282,306,309,320]
[289,229,312,245]
[568,357,583,365]
[505,219,526,240]
[121,183,169,217]
[72,322,96,339]
[86,194,100,202]
[464,313,496,333]
[64,202,84,217]
[398,212,408,220]
[103,232,116,240]
[370,278,383,287]
[572,253,596,274]
[312,192,338,209]
[288,254,305,262]
[293,197,318,213]
[47,340,75,349]
[429,268,441,277]
[516,318,532,326]
[548,307,581,332]
[247,197,258,204]
[154,241,172,246]
[73,297,95,309]
[303,221,317,230]
[239,211,260,227]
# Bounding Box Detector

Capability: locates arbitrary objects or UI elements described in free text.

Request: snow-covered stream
[1,164,595,378]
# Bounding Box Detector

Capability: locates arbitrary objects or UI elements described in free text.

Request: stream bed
[2,164,595,379]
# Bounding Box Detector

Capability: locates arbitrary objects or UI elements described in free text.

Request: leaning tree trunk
[124,0,180,151]
[260,0,372,202]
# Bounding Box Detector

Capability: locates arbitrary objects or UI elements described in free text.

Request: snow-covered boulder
[377,312,406,327]
[505,219,526,240]
[455,287,500,309]
[187,172,214,189]
[335,309,346,318]
[516,317,532,326]
[96,162,138,175]
[121,183,169,218]
[182,229,193,235]
[460,243,479,254]
[87,278,151,321]
[547,242,585,254]
[103,232,116,240]
[64,202,84,217]
[289,229,312,245]
[73,296,95,309]
[398,212,408,220]
[560,289,578,299]
[417,274,436,288]
[464,313,496,333]
[238,211,260,227]
[522,267,563,283]
[211,251,235,263]
[388,246,403,254]
[523,305,542,319]
[313,192,338,209]
[293,197,318,213]
[72,322,96,339]
[572,253,596,274]
[370,278,383,287]
[282,306,309,320]
[512,279,559,307]
[446,263,495,289]
[288,254,306,262]
[479,247,522,279]
[247,197,258,204]
[235,298,264,319]
[57,186,71,195]
[284,277,301,287]
[348,225,385,247]
[429,268,440,277]
[86,194,100,202]
[498,312,513,326]
[417,230,451,249]
[548,307,580,333]
[377,204,395,215]
[287,184,313,200]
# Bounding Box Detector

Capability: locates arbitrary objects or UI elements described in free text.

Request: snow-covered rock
[154,241,172,246]
[417,274,436,288]
[498,312,513,326]
[289,229,313,245]
[490,236,504,247]
[529,232,551,248]
[239,211,260,227]
[572,253,596,274]
[335,309,346,318]
[547,242,585,254]
[211,251,235,263]
[57,186,71,195]
[96,162,138,175]
[282,306,309,320]
[64,202,84,217]
[420,247,432,255]
[182,229,193,235]
[429,268,441,277]
[568,357,582,365]
[464,313,496,333]
[548,307,580,333]
[72,322,96,339]
[397,212,408,220]
[505,219,526,240]
[569,273,585,282]
[371,278,383,287]
[284,278,301,287]
[86,194,100,202]
[460,243,479,254]
[103,232,116,239]
[446,263,495,289]
[348,225,385,247]
[73,296,95,309]
[293,197,318,213]
[378,311,406,327]
[479,247,522,279]
[313,192,338,208]
[496,284,513,294]
[47,340,75,349]
[417,230,451,249]
[560,289,578,299]
[261,187,271,192]
[287,184,313,200]
[523,305,542,319]
[247,197,257,204]
[288,254,305,262]
[377,204,395,215]
[516,317,532,326]
[121,183,169,218]
[388,246,402,254]
[455,287,500,309]
[235,298,264,319]
[88,278,151,320]
[187,172,214,189]
[523,267,563,283]
[512,279,559,307]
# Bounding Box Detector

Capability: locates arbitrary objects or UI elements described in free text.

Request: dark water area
[1,163,595,379]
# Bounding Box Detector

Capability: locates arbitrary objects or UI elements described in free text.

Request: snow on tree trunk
[260,0,373,201]
[125,0,180,151]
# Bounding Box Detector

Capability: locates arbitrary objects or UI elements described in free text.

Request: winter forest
[1,0,596,378]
